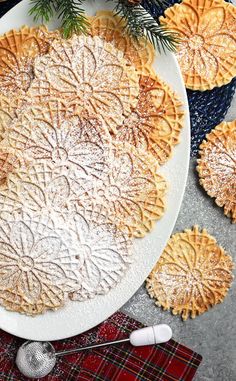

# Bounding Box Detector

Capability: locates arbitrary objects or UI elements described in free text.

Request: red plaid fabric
[0,311,202,381]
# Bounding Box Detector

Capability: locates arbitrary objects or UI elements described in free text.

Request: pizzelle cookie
[146,226,234,320]
[68,212,132,301]
[28,35,139,133]
[0,212,82,315]
[89,10,155,75]
[6,100,111,180]
[74,142,167,238]
[0,286,65,316]
[160,0,236,90]
[0,25,59,97]
[197,121,236,223]
[116,75,184,165]
[3,100,112,221]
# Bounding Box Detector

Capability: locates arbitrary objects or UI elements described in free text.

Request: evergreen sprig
[29,0,179,53]
[55,0,89,38]
[113,1,179,52]
[29,0,54,23]
[29,0,89,37]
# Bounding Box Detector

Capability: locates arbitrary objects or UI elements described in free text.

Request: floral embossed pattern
[75,143,167,237]
[6,100,111,179]
[0,213,82,315]
[9,162,74,218]
[89,11,155,75]
[69,213,132,300]
[116,75,184,165]
[146,226,234,320]
[28,35,139,133]
[0,26,59,97]
[160,0,236,90]
[197,120,236,223]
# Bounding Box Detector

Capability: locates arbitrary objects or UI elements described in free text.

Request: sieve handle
[129,324,172,346]
[56,324,172,357]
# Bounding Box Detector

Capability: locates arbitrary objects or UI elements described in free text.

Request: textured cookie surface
[6,100,111,180]
[0,26,58,97]
[197,120,236,223]
[160,0,236,90]
[69,213,132,300]
[0,150,22,186]
[89,10,155,75]
[146,226,234,320]
[3,100,112,220]
[116,75,184,164]
[0,26,59,140]
[75,142,167,238]
[28,35,139,133]
[0,212,82,315]
[0,97,21,144]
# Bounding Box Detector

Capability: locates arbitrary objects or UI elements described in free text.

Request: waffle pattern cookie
[0,212,82,315]
[5,100,111,180]
[116,75,184,164]
[146,226,234,320]
[197,120,236,223]
[69,213,132,300]
[89,11,155,75]
[0,26,59,140]
[28,35,139,134]
[160,0,236,90]
[0,26,59,97]
[74,143,167,238]
[8,161,74,218]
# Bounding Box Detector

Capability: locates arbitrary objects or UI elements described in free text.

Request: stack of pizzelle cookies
[0,12,184,315]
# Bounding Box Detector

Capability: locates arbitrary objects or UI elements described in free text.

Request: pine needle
[29,0,54,23]
[29,0,179,52]
[113,1,180,53]
[54,0,89,38]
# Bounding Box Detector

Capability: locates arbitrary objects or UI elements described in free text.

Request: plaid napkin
[0,311,202,381]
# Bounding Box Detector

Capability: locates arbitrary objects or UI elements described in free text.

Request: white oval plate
[0,0,190,341]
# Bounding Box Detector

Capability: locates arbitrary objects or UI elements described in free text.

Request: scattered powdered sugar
[28,34,139,133]
[197,121,236,222]
[0,28,171,315]
[160,0,236,90]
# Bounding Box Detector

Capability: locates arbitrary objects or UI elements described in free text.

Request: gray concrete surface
[122,94,236,380]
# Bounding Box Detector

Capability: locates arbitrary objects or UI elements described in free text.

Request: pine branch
[54,0,89,38]
[29,0,179,53]
[113,1,179,53]
[114,1,143,38]
[29,0,54,23]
